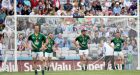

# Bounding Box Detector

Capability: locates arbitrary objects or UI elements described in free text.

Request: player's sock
[47,66,50,71]
[82,66,84,70]
[81,64,84,70]
[35,70,38,75]
[85,65,87,71]
[42,70,44,75]
[44,66,47,70]
[122,64,125,70]
[116,65,118,70]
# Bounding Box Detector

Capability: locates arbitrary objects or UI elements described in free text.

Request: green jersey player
[111,32,125,70]
[44,33,58,71]
[27,25,46,75]
[74,29,90,71]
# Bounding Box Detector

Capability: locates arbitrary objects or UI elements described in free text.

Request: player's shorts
[79,49,89,56]
[32,52,43,58]
[114,51,124,58]
[45,52,53,58]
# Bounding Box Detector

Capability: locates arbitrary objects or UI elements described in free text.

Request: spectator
[2,0,12,10]
[128,1,137,15]
[63,37,71,49]
[17,34,25,51]
[121,7,127,15]
[128,29,137,38]
[64,0,73,11]
[93,31,99,44]
[30,0,39,8]
[113,2,121,15]
[55,33,64,48]
[21,5,30,15]
[53,0,61,12]
[55,25,63,35]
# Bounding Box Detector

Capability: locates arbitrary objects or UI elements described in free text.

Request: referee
[103,38,115,70]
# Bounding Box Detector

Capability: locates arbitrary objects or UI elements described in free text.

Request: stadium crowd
[0,0,14,24]
[16,0,137,16]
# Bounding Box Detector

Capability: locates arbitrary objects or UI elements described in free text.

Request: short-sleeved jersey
[45,38,55,53]
[75,35,90,50]
[28,33,46,52]
[111,38,124,51]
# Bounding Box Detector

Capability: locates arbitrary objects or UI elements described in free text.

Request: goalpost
[0,16,18,72]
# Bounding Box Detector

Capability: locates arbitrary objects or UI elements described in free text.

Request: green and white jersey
[28,33,46,52]
[45,38,55,53]
[111,38,124,52]
[75,35,90,50]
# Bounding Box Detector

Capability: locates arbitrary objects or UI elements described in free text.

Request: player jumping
[26,25,46,75]
[74,29,90,71]
[111,32,125,70]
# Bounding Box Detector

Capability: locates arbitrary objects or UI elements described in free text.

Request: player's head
[115,31,121,38]
[81,29,87,36]
[34,24,40,33]
[48,33,54,39]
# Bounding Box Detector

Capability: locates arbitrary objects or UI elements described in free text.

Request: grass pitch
[0,70,140,75]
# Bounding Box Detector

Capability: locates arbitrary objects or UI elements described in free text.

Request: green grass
[0,70,140,75]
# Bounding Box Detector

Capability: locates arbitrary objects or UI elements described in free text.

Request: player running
[74,29,90,71]
[111,32,125,70]
[26,25,46,75]
[44,33,58,71]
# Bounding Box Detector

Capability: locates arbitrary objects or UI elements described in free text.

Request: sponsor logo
[0,61,122,72]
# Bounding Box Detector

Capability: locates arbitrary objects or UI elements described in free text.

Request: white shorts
[32,52,43,58]
[114,51,124,58]
[45,52,53,58]
[79,49,89,56]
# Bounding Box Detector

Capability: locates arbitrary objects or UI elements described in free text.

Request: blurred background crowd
[0,17,15,65]
[0,17,15,51]
[16,0,137,16]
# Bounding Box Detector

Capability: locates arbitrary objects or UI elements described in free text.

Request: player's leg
[47,53,53,71]
[79,50,84,70]
[114,52,119,70]
[44,52,48,70]
[83,50,89,71]
[39,52,45,75]
[110,55,115,70]
[32,52,38,75]
[119,52,125,70]
[45,52,51,71]
[105,56,110,70]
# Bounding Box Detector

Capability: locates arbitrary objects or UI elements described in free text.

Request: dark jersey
[28,33,46,52]
[75,35,90,50]
[111,38,124,51]
[45,38,55,53]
